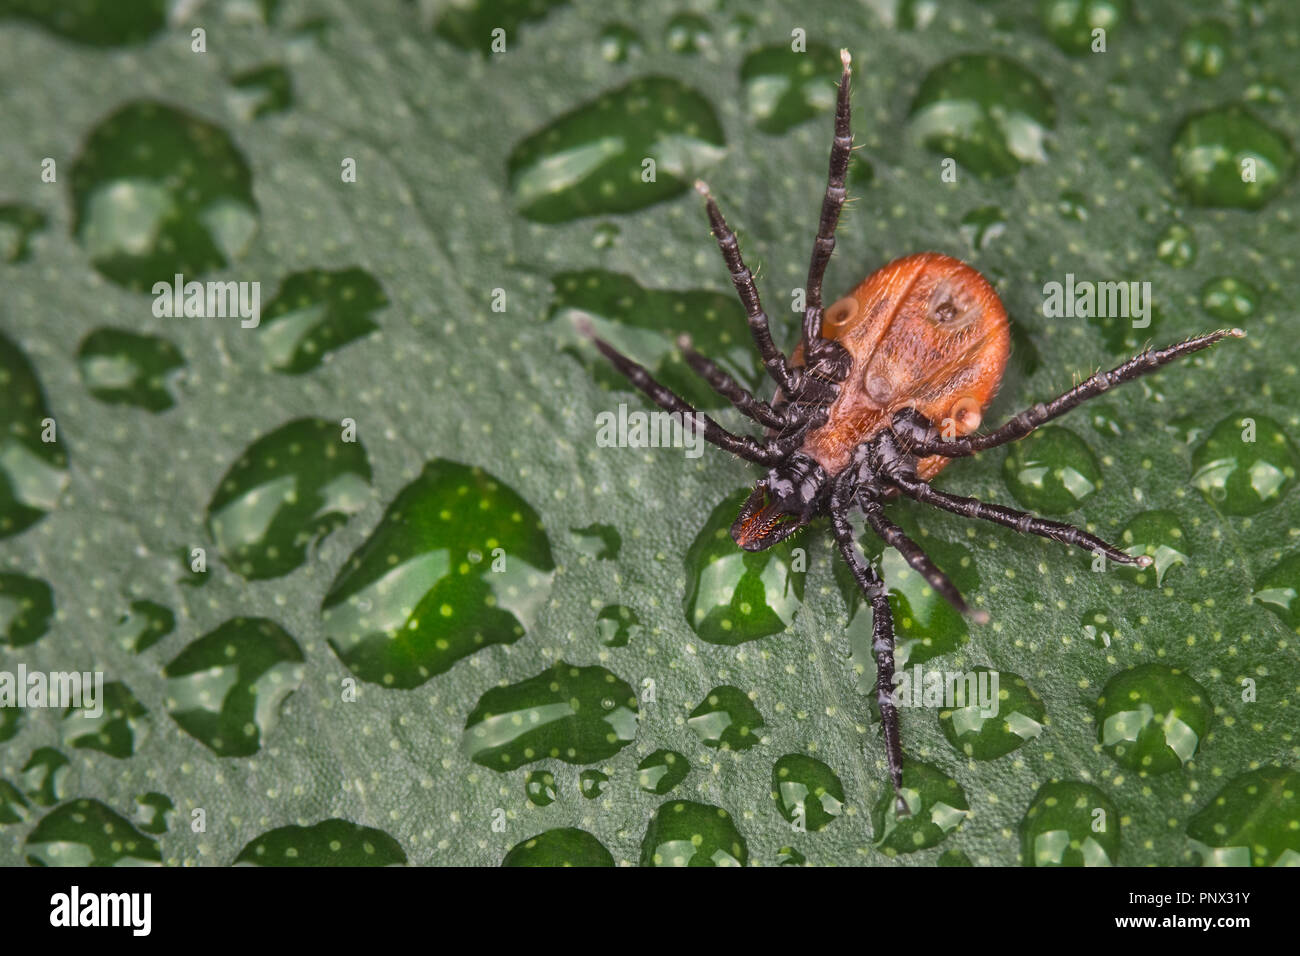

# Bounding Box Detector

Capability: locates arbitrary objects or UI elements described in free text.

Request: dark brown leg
[803,49,854,346]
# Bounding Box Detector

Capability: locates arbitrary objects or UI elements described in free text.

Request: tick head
[731,453,828,551]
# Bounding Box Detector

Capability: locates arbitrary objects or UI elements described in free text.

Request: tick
[581,49,1243,815]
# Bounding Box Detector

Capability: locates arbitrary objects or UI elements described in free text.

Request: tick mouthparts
[970,608,991,626]
[693,179,711,198]
[677,333,694,351]
[1229,328,1246,338]
[1134,555,1154,568]
[572,314,595,339]
[840,48,851,71]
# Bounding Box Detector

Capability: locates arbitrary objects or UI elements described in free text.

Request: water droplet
[1199,276,1258,322]
[0,0,167,46]
[208,417,372,580]
[688,686,764,750]
[640,800,747,866]
[260,268,387,373]
[235,819,406,866]
[112,599,175,653]
[872,762,969,855]
[776,845,806,865]
[1003,425,1102,515]
[596,603,640,647]
[939,668,1045,759]
[323,460,554,687]
[1191,414,1298,516]
[0,202,47,262]
[229,63,294,120]
[21,747,67,807]
[598,23,641,62]
[1186,767,1300,866]
[1096,664,1210,774]
[665,13,711,54]
[1081,607,1118,648]
[0,572,53,647]
[1057,189,1088,221]
[570,521,621,559]
[163,616,305,756]
[910,55,1055,176]
[1020,781,1120,866]
[77,328,184,411]
[1252,553,1300,629]
[509,77,724,222]
[579,769,609,799]
[553,269,759,411]
[1039,0,1126,55]
[959,205,1007,251]
[1180,19,1231,77]
[134,792,173,834]
[0,705,20,743]
[525,770,558,806]
[685,488,804,645]
[71,101,258,290]
[25,799,161,866]
[503,828,614,867]
[938,847,973,866]
[1155,222,1196,268]
[772,754,845,831]
[638,749,689,794]
[1172,106,1294,210]
[435,0,569,53]
[463,661,638,769]
[1116,510,1188,588]
[740,44,841,134]
[61,681,148,759]
[0,332,69,539]
[0,780,28,824]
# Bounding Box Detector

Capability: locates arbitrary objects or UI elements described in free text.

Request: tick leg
[861,500,990,624]
[694,181,801,395]
[802,49,854,346]
[829,503,908,817]
[886,472,1152,568]
[581,324,804,464]
[903,329,1246,458]
[676,334,790,431]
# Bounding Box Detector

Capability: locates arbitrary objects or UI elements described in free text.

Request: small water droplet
[1180,19,1231,77]
[640,800,747,867]
[938,668,1045,759]
[1252,553,1300,629]
[688,686,764,750]
[503,828,614,866]
[1172,105,1294,210]
[1039,0,1125,55]
[435,0,570,53]
[77,328,184,411]
[1080,607,1118,648]
[1003,426,1102,514]
[740,44,841,134]
[229,63,294,120]
[0,202,47,262]
[569,521,621,560]
[872,762,969,855]
[638,749,689,794]
[959,205,1007,251]
[1199,276,1258,322]
[21,748,67,807]
[235,819,405,866]
[0,332,70,539]
[665,13,711,54]
[1191,414,1298,516]
[1096,664,1211,774]
[579,769,609,799]
[598,23,641,63]
[61,681,148,759]
[1057,189,1088,221]
[525,770,559,806]
[260,268,387,373]
[1186,767,1300,866]
[134,792,173,834]
[1020,781,1120,866]
[1155,222,1196,268]
[596,603,640,647]
[0,572,53,648]
[772,754,845,831]
[1117,510,1188,588]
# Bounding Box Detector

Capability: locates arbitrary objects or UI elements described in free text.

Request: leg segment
[902,329,1245,458]
[676,334,791,431]
[802,49,854,346]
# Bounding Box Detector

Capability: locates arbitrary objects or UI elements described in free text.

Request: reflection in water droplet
[772,754,845,831]
[112,599,175,653]
[1187,767,1300,866]
[61,681,149,759]
[463,661,638,769]
[959,206,1007,251]
[599,23,641,63]
[1003,426,1102,515]
[1039,0,1126,55]
[163,617,305,757]
[503,827,614,866]
[579,769,609,799]
[740,44,841,134]
[0,331,69,539]
[688,686,764,750]
[570,521,621,560]
[25,799,161,866]
[1180,19,1231,77]
[235,818,406,866]
[665,13,711,54]
[77,328,184,411]
[1057,190,1088,221]
[939,669,1044,759]
[1172,106,1294,210]
[1081,607,1118,648]
[638,749,689,794]
[0,572,53,648]
[910,55,1055,176]
[229,63,294,120]
[509,77,724,222]
[640,800,747,867]
[21,747,68,807]
[0,0,167,45]
[597,604,640,647]
[1117,510,1188,588]
[259,267,387,373]
[872,762,969,855]
[71,101,258,290]
[525,770,558,806]
[1020,781,1120,866]
[1096,664,1210,774]
[1155,222,1196,268]
[323,460,554,687]
[134,791,173,834]
[685,489,804,645]
[1191,413,1298,516]
[1199,276,1258,322]
[1252,553,1300,630]
[0,202,47,262]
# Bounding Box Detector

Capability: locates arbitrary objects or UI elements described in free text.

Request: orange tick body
[583,48,1241,817]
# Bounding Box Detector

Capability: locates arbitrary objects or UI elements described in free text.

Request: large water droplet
[0,332,69,539]
[1003,425,1102,515]
[638,749,689,794]
[684,488,804,645]
[25,799,161,866]
[772,754,845,831]
[1199,276,1258,322]
[1191,414,1298,515]
[910,55,1055,176]
[1117,510,1188,588]
[688,686,764,750]
[322,460,554,688]
[740,44,841,134]
[163,616,305,756]
[435,0,570,53]
[502,828,614,867]
[1096,664,1211,774]
[462,661,638,769]
[259,268,387,373]
[207,417,372,580]
[939,668,1045,759]
[1171,106,1294,210]
[509,77,724,222]
[71,101,258,290]
[235,819,406,866]
[1252,553,1300,630]
[0,572,53,647]
[1039,0,1126,55]
[0,0,167,45]
[77,328,184,412]
[872,762,969,855]
[640,800,747,867]
[1186,767,1299,866]
[61,681,149,759]
[1020,781,1120,866]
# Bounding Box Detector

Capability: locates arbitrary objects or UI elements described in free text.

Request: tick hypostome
[581,47,1244,817]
